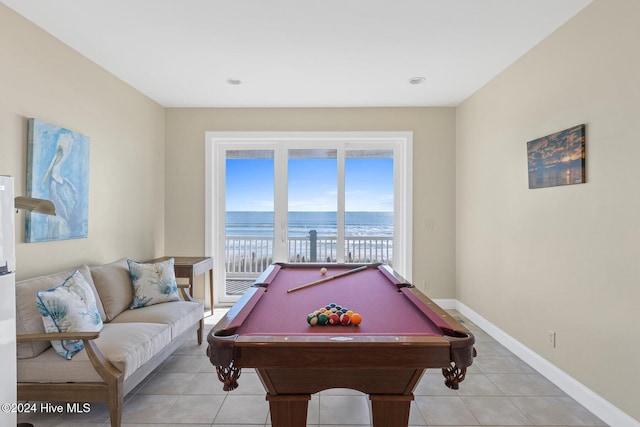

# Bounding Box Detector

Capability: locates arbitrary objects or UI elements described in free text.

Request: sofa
[15,258,205,427]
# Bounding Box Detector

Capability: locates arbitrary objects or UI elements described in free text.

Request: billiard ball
[328,313,340,325]
[320,267,328,275]
[339,313,351,325]
[350,313,362,326]
[307,314,318,325]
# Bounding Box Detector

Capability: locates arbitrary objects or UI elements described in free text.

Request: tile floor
[18,309,607,427]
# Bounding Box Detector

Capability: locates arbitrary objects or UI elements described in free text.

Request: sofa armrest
[177,283,196,302]
[17,331,100,342]
[17,331,123,386]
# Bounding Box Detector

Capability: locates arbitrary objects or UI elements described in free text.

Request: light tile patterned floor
[18,309,607,427]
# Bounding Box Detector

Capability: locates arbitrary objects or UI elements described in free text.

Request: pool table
[207,263,475,427]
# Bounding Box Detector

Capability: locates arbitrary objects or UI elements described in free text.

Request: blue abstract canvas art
[26,118,90,242]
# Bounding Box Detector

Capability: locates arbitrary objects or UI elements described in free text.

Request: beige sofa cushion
[17,322,171,383]
[15,265,106,359]
[110,301,203,339]
[90,258,133,321]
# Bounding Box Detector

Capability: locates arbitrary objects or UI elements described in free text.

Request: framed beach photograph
[26,118,90,242]
[527,124,586,189]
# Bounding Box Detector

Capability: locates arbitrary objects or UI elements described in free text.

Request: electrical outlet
[547,330,556,348]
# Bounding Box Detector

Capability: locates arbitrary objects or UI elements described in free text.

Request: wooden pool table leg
[370,394,414,427]
[266,394,310,427]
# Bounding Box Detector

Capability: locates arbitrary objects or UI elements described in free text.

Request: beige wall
[6,0,636,421]
[164,107,457,298]
[456,0,640,421]
[0,4,166,279]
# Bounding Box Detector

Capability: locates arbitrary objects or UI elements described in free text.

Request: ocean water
[226,211,393,237]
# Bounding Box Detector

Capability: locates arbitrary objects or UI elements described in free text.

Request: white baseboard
[435,299,638,427]
[432,298,458,310]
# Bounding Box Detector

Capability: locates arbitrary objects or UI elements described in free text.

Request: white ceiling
[3,0,592,108]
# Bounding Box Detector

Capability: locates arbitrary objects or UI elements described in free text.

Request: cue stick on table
[287,265,369,293]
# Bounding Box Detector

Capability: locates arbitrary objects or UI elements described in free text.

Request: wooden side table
[148,256,214,314]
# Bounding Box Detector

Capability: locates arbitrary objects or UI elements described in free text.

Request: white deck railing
[225,234,393,275]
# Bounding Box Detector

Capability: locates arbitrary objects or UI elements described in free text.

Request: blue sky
[226,158,393,212]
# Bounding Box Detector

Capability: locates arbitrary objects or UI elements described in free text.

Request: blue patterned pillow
[128,258,180,309]
[36,270,104,360]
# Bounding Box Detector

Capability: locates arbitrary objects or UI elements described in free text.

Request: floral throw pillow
[36,269,104,360]
[128,258,180,309]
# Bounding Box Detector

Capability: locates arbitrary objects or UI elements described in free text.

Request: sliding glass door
[345,149,394,264]
[207,132,412,305]
[288,149,338,263]
[224,149,275,295]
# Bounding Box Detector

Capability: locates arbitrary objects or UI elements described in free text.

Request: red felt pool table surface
[230,263,448,336]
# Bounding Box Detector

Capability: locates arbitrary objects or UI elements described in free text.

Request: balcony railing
[225,237,274,276]
[225,231,393,276]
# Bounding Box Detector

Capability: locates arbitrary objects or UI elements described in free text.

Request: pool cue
[287,265,369,293]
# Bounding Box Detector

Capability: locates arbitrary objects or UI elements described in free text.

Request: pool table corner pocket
[441,328,476,390]
[207,330,242,391]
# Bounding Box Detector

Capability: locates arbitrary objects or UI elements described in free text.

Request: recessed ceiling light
[227,78,242,85]
[408,77,426,85]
